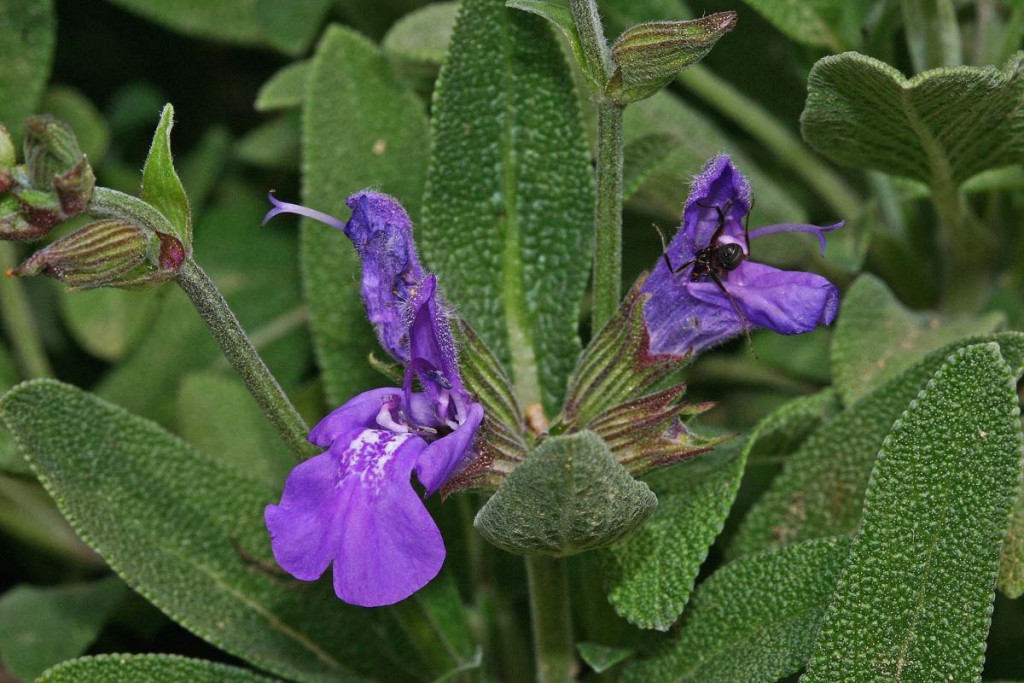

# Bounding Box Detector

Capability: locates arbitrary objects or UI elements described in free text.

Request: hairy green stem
[932,182,987,312]
[176,258,317,460]
[592,98,625,329]
[678,65,861,220]
[526,555,575,682]
[0,243,52,378]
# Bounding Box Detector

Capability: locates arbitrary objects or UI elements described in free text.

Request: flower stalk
[0,242,52,378]
[175,257,317,461]
[592,98,625,329]
[526,554,575,682]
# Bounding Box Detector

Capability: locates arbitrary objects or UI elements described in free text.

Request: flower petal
[407,274,461,387]
[308,387,403,448]
[265,428,445,607]
[694,261,840,334]
[415,401,484,495]
[344,192,427,364]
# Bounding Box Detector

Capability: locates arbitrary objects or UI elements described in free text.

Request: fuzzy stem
[901,0,962,72]
[0,243,52,378]
[677,65,862,220]
[592,98,625,329]
[525,554,575,682]
[176,257,317,460]
[933,181,988,312]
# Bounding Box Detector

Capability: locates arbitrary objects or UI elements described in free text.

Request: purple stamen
[747,221,844,257]
[263,192,348,231]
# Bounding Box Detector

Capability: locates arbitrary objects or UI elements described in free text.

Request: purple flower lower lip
[641,155,842,356]
[263,191,482,607]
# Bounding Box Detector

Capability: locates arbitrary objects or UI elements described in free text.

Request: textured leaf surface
[59,289,162,362]
[0,577,127,681]
[601,443,745,630]
[421,0,594,414]
[577,642,633,674]
[802,343,1023,682]
[38,654,277,683]
[255,61,309,112]
[738,0,866,51]
[301,25,429,406]
[745,388,841,464]
[0,380,413,683]
[39,86,111,162]
[382,2,457,64]
[999,490,1024,598]
[141,104,192,245]
[475,431,656,556]
[802,51,1024,186]
[177,372,294,487]
[99,195,308,427]
[732,331,1024,557]
[831,274,1004,406]
[622,537,852,683]
[0,0,54,139]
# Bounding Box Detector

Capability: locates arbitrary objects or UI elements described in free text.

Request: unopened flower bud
[607,12,737,105]
[0,124,14,168]
[8,220,180,289]
[19,116,95,220]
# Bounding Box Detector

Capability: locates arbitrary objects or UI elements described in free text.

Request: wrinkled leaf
[803,343,1023,682]
[506,0,598,91]
[0,0,54,139]
[831,274,1004,406]
[745,388,841,464]
[475,431,656,556]
[0,577,127,681]
[38,654,278,683]
[999,491,1024,598]
[622,537,852,683]
[0,379,416,682]
[802,51,1024,187]
[255,61,310,112]
[601,443,745,630]
[141,104,192,245]
[732,331,1024,557]
[301,24,429,406]
[422,0,595,414]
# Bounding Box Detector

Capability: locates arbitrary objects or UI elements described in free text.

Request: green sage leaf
[301,24,429,406]
[475,431,656,556]
[58,289,162,362]
[506,0,599,91]
[745,388,841,464]
[601,442,746,630]
[255,0,332,56]
[141,104,192,245]
[622,537,853,683]
[421,0,594,415]
[0,0,54,140]
[255,61,310,112]
[802,343,1023,682]
[103,0,263,49]
[831,274,1004,406]
[732,331,1024,558]
[999,490,1024,598]
[38,654,278,683]
[577,642,634,674]
[0,379,415,683]
[236,114,301,171]
[739,0,868,52]
[0,577,127,681]
[38,86,110,162]
[382,2,457,66]
[801,51,1024,187]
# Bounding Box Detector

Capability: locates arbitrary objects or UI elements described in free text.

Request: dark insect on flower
[642,155,843,356]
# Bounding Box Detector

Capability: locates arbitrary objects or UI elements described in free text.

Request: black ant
[655,199,755,351]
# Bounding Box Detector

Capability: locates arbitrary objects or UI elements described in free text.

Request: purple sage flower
[263,192,483,607]
[642,155,841,356]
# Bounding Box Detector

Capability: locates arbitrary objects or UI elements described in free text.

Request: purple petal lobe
[415,402,485,495]
[308,387,403,447]
[407,275,462,392]
[266,428,445,607]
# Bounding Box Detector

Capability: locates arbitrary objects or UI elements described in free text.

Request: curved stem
[0,243,52,378]
[526,554,575,682]
[176,257,317,460]
[592,98,625,329]
[677,65,862,219]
